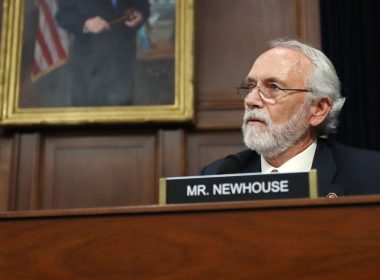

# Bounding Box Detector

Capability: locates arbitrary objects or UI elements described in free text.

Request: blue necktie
[111,0,117,8]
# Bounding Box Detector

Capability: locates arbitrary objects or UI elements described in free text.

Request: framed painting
[0,0,194,125]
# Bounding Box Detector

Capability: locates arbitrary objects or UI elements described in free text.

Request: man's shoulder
[201,149,259,175]
[323,138,380,162]
[319,138,380,195]
[321,138,380,178]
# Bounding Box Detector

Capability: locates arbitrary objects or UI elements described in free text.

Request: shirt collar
[261,142,317,173]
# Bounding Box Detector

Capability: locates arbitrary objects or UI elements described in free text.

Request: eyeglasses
[236,82,311,104]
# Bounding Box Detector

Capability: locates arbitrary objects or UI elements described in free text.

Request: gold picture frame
[0,0,194,125]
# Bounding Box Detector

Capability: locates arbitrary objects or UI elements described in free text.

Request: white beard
[242,103,310,158]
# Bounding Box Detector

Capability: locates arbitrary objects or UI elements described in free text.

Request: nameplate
[159,170,318,204]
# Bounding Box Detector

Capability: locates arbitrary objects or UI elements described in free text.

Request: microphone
[216,155,242,174]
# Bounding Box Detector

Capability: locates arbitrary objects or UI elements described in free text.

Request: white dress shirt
[261,142,317,173]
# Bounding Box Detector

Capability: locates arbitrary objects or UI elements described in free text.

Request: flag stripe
[36,0,67,60]
[32,58,41,77]
[33,40,45,74]
[40,17,60,63]
[35,26,54,66]
[31,0,69,81]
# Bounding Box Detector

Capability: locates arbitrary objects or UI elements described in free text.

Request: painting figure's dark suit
[201,138,380,197]
[55,0,150,106]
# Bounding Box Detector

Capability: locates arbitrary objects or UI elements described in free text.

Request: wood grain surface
[1,196,380,280]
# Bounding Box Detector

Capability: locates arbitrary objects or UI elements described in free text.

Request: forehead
[248,47,313,84]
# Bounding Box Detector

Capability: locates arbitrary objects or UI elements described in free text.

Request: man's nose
[244,87,264,108]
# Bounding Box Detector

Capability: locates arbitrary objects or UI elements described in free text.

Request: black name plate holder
[160,170,318,204]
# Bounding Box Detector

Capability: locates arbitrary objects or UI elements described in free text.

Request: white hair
[270,39,345,135]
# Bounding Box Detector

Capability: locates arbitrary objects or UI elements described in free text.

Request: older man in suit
[201,39,380,197]
[55,0,150,106]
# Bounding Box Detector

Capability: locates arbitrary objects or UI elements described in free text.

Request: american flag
[31,0,69,82]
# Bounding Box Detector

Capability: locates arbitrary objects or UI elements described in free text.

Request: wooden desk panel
[1,196,380,280]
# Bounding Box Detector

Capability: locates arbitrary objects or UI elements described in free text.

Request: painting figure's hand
[124,9,144,28]
[84,16,111,34]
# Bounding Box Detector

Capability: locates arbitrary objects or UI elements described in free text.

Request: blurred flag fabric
[31,0,69,82]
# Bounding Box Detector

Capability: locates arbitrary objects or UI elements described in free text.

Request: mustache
[243,109,272,126]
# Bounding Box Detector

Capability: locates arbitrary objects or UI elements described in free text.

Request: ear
[309,97,332,127]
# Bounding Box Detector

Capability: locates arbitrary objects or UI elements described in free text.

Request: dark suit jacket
[55,0,150,106]
[201,138,380,197]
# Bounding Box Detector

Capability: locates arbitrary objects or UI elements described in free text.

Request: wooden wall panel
[187,131,246,176]
[158,129,186,178]
[195,0,321,129]
[11,133,41,211]
[297,0,321,48]
[196,0,298,103]
[40,134,156,209]
[0,133,13,210]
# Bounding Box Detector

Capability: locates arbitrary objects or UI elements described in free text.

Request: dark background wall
[1,0,378,211]
[320,0,380,151]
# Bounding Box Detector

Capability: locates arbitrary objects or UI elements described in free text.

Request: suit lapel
[239,150,261,173]
[238,140,347,197]
[312,139,346,196]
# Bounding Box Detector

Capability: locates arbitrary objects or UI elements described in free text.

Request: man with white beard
[201,39,380,197]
